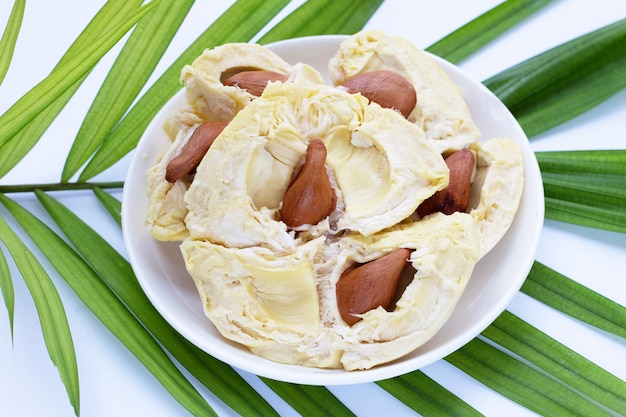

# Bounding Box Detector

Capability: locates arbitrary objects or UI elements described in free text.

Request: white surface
[123,35,543,385]
[1,1,625,416]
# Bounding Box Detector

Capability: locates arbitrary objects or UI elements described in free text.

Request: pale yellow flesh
[145,32,524,370]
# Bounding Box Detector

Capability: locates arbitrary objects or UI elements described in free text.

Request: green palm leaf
[0,245,13,339]
[261,379,356,417]
[0,0,25,85]
[483,311,626,414]
[0,86,79,179]
[377,370,481,416]
[0,214,80,416]
[0,194,217,417]
[258,0,384,44]
[93,187,122,226]
[0,0,146,179]
[446,338,613,416]
[61,0,195,182]
[0,1,157,151]
[427,0,555,63]
[34,189,279,417]
[485,17,626,138]
[537,150,626,233]
[0,181,122,193]
[522,262,626,338]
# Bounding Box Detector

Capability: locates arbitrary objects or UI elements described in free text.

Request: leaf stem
[0,181,123,193]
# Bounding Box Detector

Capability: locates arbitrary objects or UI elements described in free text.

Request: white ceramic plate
[122,35,544,385]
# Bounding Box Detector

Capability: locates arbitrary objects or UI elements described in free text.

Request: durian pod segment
[182,43,324,123]
[180,239,322,338]
[183,91,299,252]
[184,83,448,250]
[468,137,524,258]
[145,107,203,242]
[243,261,321,331]
[335,212,481,370]
[325,99,449,236]
[145,39,324,243]
[329,29,480,153]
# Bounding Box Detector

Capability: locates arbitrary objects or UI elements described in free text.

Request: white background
[1,1,625,416]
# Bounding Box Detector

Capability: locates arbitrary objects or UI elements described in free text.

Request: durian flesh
[182,212,480,370]
[329,30,481,153]
[144,31,524,370]
[146,43,324,241]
